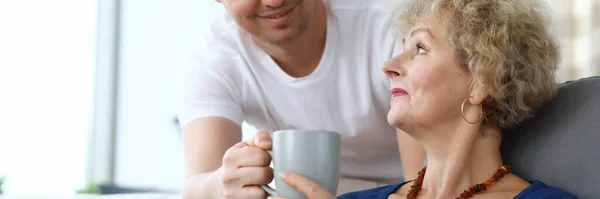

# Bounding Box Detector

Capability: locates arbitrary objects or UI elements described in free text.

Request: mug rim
[272,129,340,137]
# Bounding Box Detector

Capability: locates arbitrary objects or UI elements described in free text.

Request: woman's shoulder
[336,181,410,199]
[514,180,578,199]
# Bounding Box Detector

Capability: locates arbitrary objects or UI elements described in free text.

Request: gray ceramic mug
[261,130,341,199]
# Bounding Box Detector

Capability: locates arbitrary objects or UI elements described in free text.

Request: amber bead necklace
[406,165,512,199]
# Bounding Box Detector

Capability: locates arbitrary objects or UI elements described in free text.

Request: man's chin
[263,32,300,44]
[261,24,306,42]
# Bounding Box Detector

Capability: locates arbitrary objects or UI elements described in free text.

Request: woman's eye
[416,44,426,55]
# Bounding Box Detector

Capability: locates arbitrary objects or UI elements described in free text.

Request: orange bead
[404,165,511,199]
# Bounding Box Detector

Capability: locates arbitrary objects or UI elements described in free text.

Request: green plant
[0,176,5,194]
[75,181,101,194]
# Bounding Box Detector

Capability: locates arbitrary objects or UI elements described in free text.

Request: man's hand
[268,172,336,199]
[220,129,275,199]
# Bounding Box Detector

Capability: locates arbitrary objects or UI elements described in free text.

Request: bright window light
[0,0,97,195]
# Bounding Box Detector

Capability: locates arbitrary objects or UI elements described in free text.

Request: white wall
[545,0,600,81]
[114,0,256,191]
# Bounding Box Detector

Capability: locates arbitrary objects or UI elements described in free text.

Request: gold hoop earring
[461,96,483,124]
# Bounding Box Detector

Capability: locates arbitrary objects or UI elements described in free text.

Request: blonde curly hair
[395,0,560,129]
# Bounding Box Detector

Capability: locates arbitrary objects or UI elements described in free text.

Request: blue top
[337,180,577,199]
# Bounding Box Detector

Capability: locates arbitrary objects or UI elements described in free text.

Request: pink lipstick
[391,88,408,97]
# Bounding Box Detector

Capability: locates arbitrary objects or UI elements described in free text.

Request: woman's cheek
[410,65,441,92]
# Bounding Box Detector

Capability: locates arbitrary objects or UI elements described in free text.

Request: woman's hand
[268,171,336,199]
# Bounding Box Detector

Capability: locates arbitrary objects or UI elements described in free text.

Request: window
[0,0,97,195]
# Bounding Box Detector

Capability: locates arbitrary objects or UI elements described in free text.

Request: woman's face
[382,15,474,131]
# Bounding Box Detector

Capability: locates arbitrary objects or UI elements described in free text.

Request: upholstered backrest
[501,76,600,199]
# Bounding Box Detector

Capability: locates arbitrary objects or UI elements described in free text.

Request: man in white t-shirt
[177,0,426,198]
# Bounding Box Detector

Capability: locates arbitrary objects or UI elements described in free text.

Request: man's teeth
[268,12,287,19]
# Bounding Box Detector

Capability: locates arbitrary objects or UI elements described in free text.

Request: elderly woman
[266,0,578,198]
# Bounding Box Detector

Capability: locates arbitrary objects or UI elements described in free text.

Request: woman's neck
[419,125,504,199]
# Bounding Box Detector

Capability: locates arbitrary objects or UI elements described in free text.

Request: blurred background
[0,0,598,196]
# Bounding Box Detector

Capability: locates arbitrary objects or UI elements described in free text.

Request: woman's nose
[382,55,406,79]
[262,0,284,7]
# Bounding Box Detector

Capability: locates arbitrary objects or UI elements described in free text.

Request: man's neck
[253,1,327,78]
[418,124,505,199]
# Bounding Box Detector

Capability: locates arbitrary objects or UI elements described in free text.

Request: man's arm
[396,128,426,181]
[181,117,242,199]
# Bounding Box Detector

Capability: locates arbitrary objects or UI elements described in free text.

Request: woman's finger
[278,171,335,199]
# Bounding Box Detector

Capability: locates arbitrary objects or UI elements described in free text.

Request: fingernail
[279,172,288,179]
[260,140,272,146]
[267,197,273,199]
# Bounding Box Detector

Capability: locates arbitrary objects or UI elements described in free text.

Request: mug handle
[260,150,277,196]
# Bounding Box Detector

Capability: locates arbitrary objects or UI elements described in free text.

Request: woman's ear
[469,78,489,105]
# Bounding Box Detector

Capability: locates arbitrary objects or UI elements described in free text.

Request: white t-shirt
[177,0,405,181]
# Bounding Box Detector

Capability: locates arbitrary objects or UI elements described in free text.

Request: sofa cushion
[501,76,600,198]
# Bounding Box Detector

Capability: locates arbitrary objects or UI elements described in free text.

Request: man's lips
[391,88,408,97]
[257,4,296,18]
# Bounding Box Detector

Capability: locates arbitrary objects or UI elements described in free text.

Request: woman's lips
[391,88,408,97]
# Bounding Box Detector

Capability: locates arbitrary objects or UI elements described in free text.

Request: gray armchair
[501,76,600,198]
